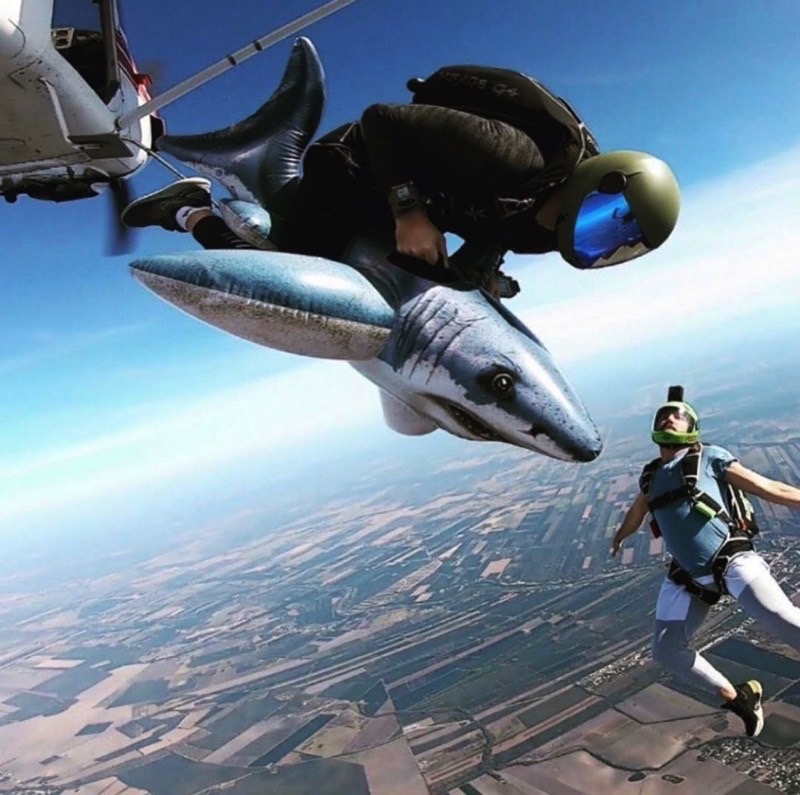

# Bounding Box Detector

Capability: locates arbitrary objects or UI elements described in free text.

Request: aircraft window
[52,0,103,31]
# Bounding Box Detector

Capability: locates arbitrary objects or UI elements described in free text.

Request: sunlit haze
[1,0,799,536]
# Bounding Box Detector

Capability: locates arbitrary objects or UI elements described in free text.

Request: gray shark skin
[156,37,325,209]
[131,239,602,462]
[131,38,603,463]
[131,249,396,362]
[344,238,602,461]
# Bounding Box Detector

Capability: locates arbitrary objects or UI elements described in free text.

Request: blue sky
[2,0,800,537]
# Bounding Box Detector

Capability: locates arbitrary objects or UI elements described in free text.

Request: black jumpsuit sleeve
[359,103,545,196]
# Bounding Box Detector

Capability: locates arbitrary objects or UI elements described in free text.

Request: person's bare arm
[611,491,649,556]
[726,462,800,507]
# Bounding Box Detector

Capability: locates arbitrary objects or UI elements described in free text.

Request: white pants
[653,551,800,693]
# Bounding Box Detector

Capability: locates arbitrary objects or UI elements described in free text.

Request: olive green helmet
[556,150,680,269]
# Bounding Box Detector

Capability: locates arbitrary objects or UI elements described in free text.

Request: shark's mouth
[444,402,502,442]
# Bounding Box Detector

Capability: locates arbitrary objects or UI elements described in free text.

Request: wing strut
[116,0,360,129]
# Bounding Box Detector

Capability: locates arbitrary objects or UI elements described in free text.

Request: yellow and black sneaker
[722,680,764,737]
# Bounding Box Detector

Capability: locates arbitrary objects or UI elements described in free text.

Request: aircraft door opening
[51,0,118,103]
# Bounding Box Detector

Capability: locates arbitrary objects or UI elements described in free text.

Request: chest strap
[643,445,758,534]
[649,483,734,523]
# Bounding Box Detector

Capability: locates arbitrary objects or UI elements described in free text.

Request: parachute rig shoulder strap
[640,443,759,535]
[640,443,760,605]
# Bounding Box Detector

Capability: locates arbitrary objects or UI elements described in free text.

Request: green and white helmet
[556,151,680,269]
[651,394,700,446]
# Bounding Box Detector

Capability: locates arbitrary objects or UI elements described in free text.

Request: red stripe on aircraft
[115,29,152,101]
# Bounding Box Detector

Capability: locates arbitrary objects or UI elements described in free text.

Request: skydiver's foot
[722,680,764,737]
[121,178,212,232]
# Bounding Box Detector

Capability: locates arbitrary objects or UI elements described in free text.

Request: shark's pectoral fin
[379,391,437,436]
[157,37,325,209]
[130,251,394,361]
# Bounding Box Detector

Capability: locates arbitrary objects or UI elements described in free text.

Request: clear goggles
[573,191,651,269]
[653,406,696,430]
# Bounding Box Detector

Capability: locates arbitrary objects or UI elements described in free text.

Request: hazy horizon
[2,0,799,541]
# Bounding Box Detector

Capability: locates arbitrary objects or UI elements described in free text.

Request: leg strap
[667,560,722,606]
[667,535,755,606]
[710,537,755,593]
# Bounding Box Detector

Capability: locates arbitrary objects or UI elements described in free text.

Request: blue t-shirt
[639,445,738,577]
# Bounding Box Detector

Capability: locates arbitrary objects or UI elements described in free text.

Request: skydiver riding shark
[124,38,681,462]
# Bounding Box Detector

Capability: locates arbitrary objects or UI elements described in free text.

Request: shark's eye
[491,372,516,397]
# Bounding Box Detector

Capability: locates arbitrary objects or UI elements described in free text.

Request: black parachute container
[406,64,599,189]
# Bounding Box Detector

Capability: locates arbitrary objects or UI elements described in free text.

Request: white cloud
[3,144,800,531]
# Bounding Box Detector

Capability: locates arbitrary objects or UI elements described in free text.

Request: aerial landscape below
[2,358,800,795]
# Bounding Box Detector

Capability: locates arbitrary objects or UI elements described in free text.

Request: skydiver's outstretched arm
[611,491,649,556]
[726,463,800,508]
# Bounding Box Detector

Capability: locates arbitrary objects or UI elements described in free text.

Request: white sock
[175,206,208,231]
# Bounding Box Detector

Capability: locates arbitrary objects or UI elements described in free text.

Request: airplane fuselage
[0,0,152,202]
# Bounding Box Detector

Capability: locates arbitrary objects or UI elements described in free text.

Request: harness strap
[667,560,721,606]
[667,533,754,603]
[644,445,738,529]
[682,448,701,491]
[691,490,733,523]
[649,485,735,526]
[710,536,754,585]
[648,485,691,511]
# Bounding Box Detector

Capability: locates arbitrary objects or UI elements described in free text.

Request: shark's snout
[526,424,602,462]
[390,286,605,462]
[520,392,604,462]
[436,396,602,462]
[572,436,603,462]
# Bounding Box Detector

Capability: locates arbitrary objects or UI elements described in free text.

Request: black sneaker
[121,178,211,231]
[722,680,764,737]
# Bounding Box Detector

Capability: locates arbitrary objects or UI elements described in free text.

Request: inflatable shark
[131,38,602,463]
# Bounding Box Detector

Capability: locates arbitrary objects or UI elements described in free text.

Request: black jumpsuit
[194,66,597,278]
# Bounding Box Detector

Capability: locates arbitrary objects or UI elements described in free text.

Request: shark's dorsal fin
[157,37,325,210]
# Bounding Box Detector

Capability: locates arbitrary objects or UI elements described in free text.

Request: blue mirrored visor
[573,191,651,269]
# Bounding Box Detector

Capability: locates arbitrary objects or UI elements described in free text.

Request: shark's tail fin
[157,37,326,212]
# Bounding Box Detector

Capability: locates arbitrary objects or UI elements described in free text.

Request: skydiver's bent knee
[653,620,694,672]
[652,578,697,673]
[653,620,732,691]
[652,577,732,692]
